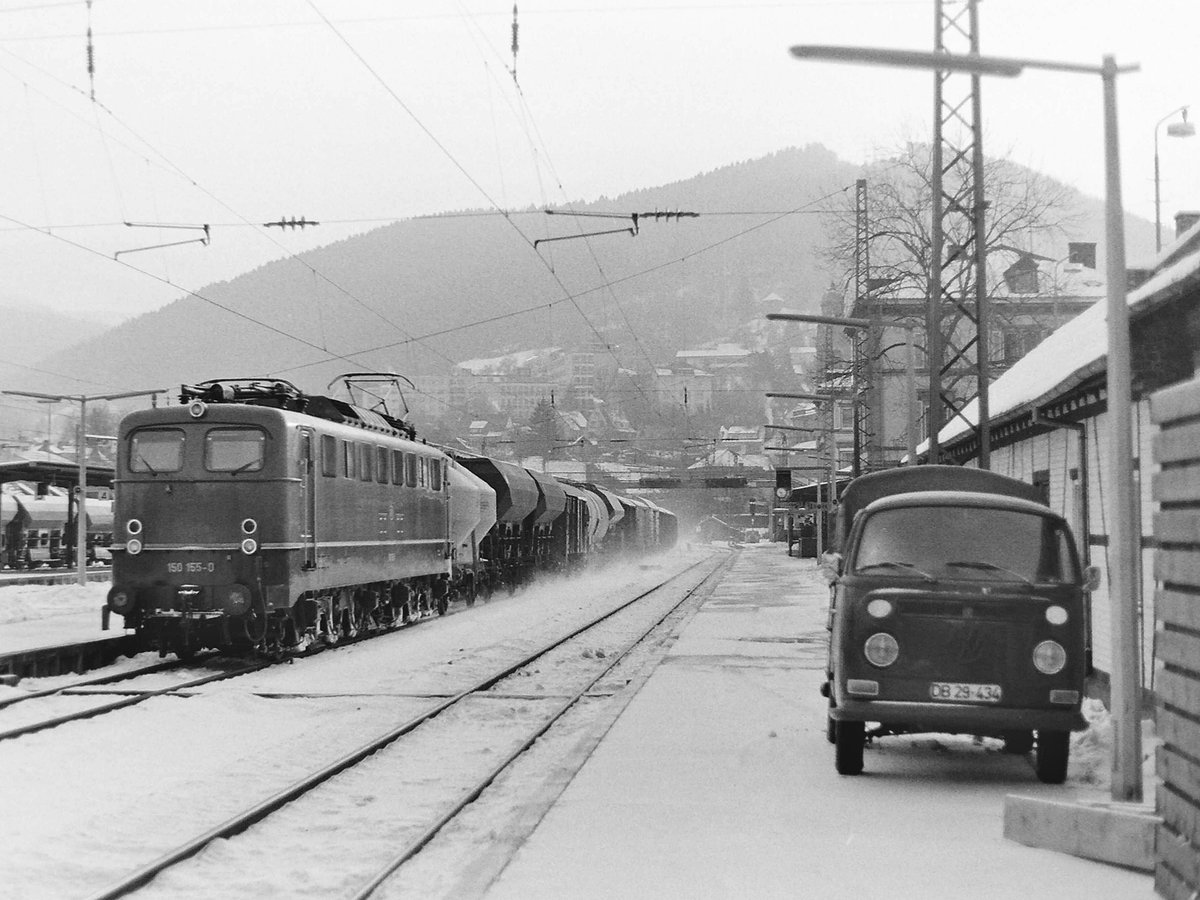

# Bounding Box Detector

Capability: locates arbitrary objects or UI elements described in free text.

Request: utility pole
[4,389,161,584]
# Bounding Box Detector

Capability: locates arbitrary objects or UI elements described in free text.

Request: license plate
[929,682,1002,703]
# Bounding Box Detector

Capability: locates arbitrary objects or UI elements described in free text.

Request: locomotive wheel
[341,605,363,639]
[243,599,268,647]
[834,720,865,775]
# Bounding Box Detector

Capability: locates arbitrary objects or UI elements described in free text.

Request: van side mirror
[818,552,843,584]
[1083,565,1102,591]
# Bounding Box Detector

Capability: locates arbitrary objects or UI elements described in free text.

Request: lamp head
[1168,107,1196,138]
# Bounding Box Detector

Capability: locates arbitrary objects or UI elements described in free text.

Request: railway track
[0,601,453,742]
[82,552,730,900]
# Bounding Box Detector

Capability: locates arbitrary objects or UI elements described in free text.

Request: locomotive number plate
[167,561,216,574]
[928,682,1002,703]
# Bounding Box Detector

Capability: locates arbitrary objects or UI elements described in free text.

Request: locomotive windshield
[129,428,185,474]
[204,428,266,473]
[852,505,1079,584]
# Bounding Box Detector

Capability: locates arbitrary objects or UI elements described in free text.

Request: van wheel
[1003,730,1034,755]
[826,697,837,745]
[1035,730,1070,783]
[835,720,865,775]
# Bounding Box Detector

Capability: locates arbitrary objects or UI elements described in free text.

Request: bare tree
[823,142,1081,322]
[819,142,1083,463]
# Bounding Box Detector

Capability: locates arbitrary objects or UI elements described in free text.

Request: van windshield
[852,505,1078,584]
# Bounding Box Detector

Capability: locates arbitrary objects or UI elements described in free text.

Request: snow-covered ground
[484,546,1157,900]
[0,581,108,627]
[0,546,1159,899]
[0,550,719,899]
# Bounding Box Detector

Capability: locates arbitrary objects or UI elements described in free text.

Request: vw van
[821,466,1094,782]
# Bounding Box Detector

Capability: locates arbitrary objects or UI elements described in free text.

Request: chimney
[1175,211,1200,240]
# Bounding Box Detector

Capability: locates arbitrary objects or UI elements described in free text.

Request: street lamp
[1154,105,1195,253]
[790,43,1144,802]
[3,389,161,585]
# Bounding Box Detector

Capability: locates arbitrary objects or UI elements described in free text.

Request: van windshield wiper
[944,560,1033,585]
[137,455,158,476]
[855,561,937,582]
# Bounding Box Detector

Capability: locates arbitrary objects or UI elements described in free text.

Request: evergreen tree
[528,399,560,461]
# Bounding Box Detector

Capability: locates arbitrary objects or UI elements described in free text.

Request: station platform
[0,609,132,678]
[480,546,1155,900]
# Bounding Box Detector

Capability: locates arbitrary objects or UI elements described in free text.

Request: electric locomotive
[106,378,464,657]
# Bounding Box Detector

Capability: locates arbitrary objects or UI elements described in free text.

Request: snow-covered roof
[925,237,1200,454]
[675,343,751,360]
[457,347,562,374]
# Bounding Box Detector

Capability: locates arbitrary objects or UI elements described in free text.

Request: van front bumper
[830,697,1086,732]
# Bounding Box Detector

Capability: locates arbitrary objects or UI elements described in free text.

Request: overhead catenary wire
[279,184,852,375]
[0,42,463,376]
[305,0,671,423]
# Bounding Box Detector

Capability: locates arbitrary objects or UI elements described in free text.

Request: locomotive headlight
[864,633,899,667]
[241,518,258,535]
[126,518,143,536]
[188,400,207,418]
[107,587,135,614]
[1045,605,1069,625]
[240,538,258,555]
[126,538,143,555]
[866,598,894,619]
[225,584,250,614]
[1033,640,1067,675]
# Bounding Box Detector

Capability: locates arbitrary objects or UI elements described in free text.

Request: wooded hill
[22,142,1150,407]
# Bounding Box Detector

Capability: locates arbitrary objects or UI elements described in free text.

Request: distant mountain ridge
[20,144,1151,402]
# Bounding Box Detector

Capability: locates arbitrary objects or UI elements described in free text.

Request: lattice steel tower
[928,0,990,466]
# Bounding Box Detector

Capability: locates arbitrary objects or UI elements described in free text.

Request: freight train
[104,378,677,659]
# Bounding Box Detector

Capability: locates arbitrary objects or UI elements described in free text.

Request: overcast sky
[0,0,1195,325]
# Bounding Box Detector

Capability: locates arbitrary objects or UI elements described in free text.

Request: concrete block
[1003,793,1160,872]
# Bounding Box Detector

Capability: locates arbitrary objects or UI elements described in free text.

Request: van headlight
[126,538,143,555]
[1033,640,1066,674]
[240,538,258,555]
[864,633,899,667]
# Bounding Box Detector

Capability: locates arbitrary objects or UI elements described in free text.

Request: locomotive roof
[179,378,416,441]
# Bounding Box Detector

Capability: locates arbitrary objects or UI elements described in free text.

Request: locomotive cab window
[430,458,442,490]
[204,428,266,473]
[360,444,373,482]
[343,441,356,479]
[404,453,417,487]
[392,450,405,485]
[129,428,185,474]
[376,446,390,484]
